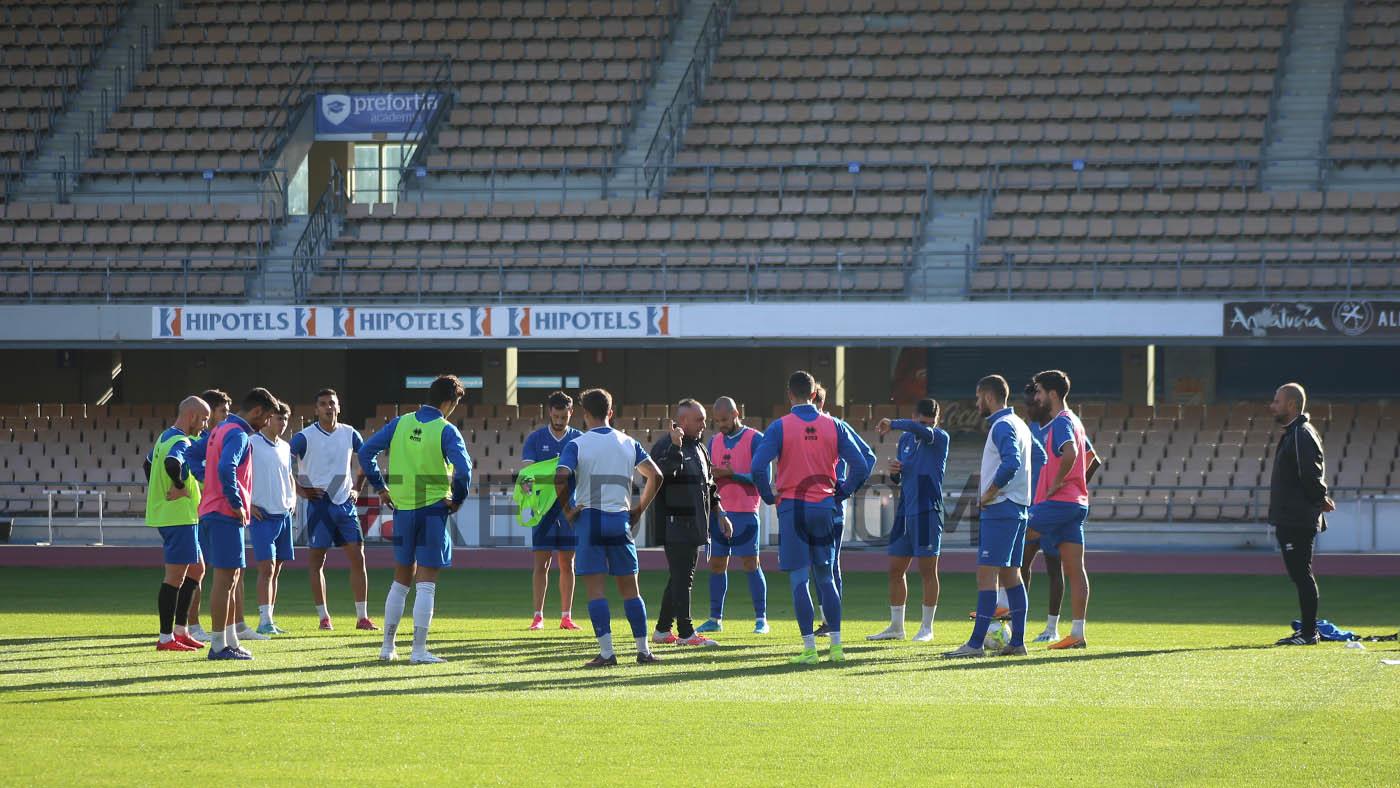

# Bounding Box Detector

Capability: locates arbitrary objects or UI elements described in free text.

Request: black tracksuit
[649,432,719,639]
[1268,413,1330,639]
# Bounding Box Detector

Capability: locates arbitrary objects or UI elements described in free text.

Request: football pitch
[2,566,1396,786]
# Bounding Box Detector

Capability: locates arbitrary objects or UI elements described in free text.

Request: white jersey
[981,408,1034,506]
[293,423,363,505]
[251,434,295,515]
[560,426,649,513]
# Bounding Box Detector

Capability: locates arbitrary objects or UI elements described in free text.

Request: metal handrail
[392,57,456,200]
[292,161,347,300]
[609,0,685,187]
[639,0,736,195]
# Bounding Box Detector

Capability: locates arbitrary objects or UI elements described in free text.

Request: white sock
[174,624,188,637]
[225,624,239,649]
[921,605,937,629]
[534,609,544,618]
[830,631,842,647]
[802,633,816,650]
[355,601,368,619]
[996,587,1009,609]
[316,604,329,620]
[635,636,650,655]
[383,581,410,648]
[1046,614,1060,631]
[258,604,272,627]
[597,632,614,658]
[411,582,435,654]
[561,609,571,619]
[1071,619,1085,638]
[889,604,905,628]
[159,633,174,643]
[211,631,226,652]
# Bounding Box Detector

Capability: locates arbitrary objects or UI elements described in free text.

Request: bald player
[145,396,212,651]
[696,396,769,635]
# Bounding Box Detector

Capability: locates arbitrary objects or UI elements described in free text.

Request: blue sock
[968,589,997,648]
[587,598,611,638]
[1007,583,1028,647]
[789,570,815,636]
[747,569,767,618]
[709,571,727,620]
[622,596,648,639]
[815,574,841,633]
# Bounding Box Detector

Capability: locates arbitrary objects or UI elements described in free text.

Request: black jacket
[649,432,719,545]
[1268,413,1330,532]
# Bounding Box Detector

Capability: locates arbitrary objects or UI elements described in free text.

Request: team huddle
[143,368,1101,666]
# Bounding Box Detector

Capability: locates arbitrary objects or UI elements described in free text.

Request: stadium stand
[2,400,1395,523]
[1,1,122,172]
[1330,0,1400,164]
[89,0,678,173]
[682,0,1281,169]
[0,201,273,299]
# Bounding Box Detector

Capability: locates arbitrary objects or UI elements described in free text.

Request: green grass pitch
[2,565,1397,786]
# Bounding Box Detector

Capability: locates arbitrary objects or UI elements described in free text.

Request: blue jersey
[890,419,950,516]
[521,425,583,464]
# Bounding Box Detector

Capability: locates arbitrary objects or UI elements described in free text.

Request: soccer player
[359,375,474,664]
[810,384,875,638]
[553,388,664,667]
[1030,370,1094,650]
[291,388,375,631]
[867,399,949,643]
[145,395,211,651]
[184,387,231,641]
[250,401,296,636]
[696,396,769,635]
[752,371,872,665]
[200,387,279,661]
[944,375,1033,659]
[521,391,583,631]
[1020,380,1100,643]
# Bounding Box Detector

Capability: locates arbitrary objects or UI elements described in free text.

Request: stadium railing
[640,0,737,195]
[56,1,181,199]
[0,165,286,208]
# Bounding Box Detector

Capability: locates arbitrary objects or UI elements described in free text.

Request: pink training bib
[1036,409,1090,507]
[197,421,252,518]
[775,412,839,503]
[711,428,761,513]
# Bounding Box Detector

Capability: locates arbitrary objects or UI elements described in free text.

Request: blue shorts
[201,513,247,570]
[776,500,838,573]
[392,501,453,568]
[1029,501,1088,559]
[978,500,1028,567]
[157,525,201,565]
[574,508,637,576]
[708,510,759,558]
[196,519,213,563]
[250,512,295,562]
[306,497,362,549]
[531,510,577,551]
[888,507,944,558]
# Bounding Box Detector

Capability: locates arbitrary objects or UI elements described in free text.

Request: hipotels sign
[314,93,443,140]
[151,306,672,340]
[1224,301,1400,337]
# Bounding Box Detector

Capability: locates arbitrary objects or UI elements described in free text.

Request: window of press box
[351,143,416,204]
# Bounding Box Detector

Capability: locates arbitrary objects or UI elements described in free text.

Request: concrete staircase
[251,215,310,302]
[912,196,982,299]
[11,0,175,201]
[610,0,718,196]
[1261,0,1350,190]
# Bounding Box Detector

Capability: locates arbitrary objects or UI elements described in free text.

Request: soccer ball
[983,621,1011,651]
